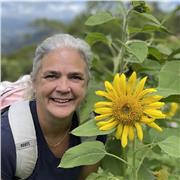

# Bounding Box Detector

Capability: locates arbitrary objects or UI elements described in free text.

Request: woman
[1,34,106,180]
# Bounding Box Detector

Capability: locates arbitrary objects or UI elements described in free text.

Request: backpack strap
[8,100,37,179]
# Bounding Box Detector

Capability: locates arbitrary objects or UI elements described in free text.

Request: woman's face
[33,47,88,120]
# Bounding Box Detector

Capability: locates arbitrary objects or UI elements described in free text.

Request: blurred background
[1,1,180,81]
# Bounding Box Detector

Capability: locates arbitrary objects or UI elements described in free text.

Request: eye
[43,74,57,80]
[71,75,84,81]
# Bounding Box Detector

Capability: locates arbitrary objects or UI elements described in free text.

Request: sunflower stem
[132,139,137,180]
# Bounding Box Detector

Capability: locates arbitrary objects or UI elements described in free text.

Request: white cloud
[1,2,86,21]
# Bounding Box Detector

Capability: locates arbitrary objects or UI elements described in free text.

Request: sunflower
[94,72,166,147]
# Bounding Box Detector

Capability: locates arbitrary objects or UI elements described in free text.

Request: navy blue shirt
[1,101,106,180]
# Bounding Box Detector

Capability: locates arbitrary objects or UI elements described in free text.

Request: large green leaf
[59,141,106,168]
[157,61,180,97]
[156,44,172,56]
[71,119,115,137]
[136,12,161,25]
[85,12,115,26]
[126,40,148,63]
[142,23,170,33]
[85,32,109,46]
[158,136,180,158]
[149,128,180,143]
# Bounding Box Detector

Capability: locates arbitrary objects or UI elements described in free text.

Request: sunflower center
[112,96,143,125]
[122,104,131,114]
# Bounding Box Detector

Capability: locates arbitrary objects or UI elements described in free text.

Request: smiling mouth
[50,97,73,104]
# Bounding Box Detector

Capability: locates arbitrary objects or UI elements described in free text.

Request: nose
[55,77,71,93]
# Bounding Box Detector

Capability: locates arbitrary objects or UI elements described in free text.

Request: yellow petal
[128,126,135,141]
[121,125,129,147]
[144,109,166,119]
[127,72,137,95]
[115,124,123,139]
[95,114,112,121]
[105,81,118,98]
[135,123,143,141]
[134,77,147,97]
[113,73,121,96]
[119,73,126,95]
[96,90,113,101]
[148,122,162,132]
[141,95,163,105]
[145,102,165,109]
[99,121,118,131]
[140,116,155,124]
[137,88,156,99]
[95,101,112,108]
[95,107,112,114]
[96,118,115,127]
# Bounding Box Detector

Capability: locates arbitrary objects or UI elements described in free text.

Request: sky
[1,1,87,23]
[1,1,180,24]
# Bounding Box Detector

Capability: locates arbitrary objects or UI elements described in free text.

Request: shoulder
[1,109,16,178]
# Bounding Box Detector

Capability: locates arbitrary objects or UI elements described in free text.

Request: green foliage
[2,45,35,81]
[85,12,115,26]
[86,167,123,180]
[71,119,115,137]
[125,40,148,63]
[59,141,106,168]
[158,136,180,158]
[157,61,180,98]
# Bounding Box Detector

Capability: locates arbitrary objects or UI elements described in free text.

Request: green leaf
[156,44,172,55]
[126,40,148,63]
[71,119,115,137]
[162,95,180,103]
[128,26,142,34]
[142,23,170,33]
[149,128,180,143]
[85,32,109,46]
[158,136,180,158]
[85,12,115,26]
[59,141,106,168]
[148,46,163,60]
[137,12,161,25]
[157,61,180,97]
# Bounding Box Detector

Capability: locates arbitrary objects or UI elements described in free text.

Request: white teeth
[52,98,70,103]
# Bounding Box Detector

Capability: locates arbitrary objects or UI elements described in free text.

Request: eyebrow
[42,70,85,77]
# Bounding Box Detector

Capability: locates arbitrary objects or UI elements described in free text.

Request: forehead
[40,48,87,73]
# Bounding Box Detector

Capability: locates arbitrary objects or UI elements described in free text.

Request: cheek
[34,81,55,97]
[73,84,87,98]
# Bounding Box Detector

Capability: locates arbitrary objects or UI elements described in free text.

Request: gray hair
[31,34,92,81]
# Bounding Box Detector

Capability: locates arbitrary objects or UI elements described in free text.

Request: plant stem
[132,140,137,180]
[119,8,132,73]
[105,152,131,166]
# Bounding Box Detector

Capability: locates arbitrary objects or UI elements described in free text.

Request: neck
[36,106,73,138]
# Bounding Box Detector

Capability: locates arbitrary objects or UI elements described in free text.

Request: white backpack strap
[8,101,37,179]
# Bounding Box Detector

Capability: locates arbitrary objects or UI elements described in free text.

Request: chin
[49,108,75,119]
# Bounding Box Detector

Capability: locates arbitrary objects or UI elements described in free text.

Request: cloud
[1,2,86,21]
